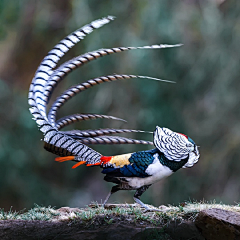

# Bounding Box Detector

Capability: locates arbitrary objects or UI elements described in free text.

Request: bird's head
[153,126,200,168]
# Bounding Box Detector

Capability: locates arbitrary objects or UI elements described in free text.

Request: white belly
[125,153,173,189]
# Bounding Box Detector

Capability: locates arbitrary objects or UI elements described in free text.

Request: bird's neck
[156,149,188,172]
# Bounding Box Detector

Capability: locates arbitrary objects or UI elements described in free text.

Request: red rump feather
[100,155,112,164]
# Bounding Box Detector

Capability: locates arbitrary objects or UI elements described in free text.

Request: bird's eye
[186,143,192,147]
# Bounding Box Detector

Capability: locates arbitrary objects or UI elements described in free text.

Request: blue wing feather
[102,148,159,178]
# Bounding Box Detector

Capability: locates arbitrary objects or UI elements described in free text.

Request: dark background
[0,0,240,210]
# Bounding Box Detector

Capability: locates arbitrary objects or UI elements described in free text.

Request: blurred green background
[0,0,240,211]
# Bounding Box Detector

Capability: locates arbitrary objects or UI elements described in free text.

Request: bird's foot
[143,207,162,212]
[102,191,112,208]
[143,205,169,212]
[133,197,169,212]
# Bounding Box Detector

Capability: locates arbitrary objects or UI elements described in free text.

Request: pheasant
[28,16,200,211]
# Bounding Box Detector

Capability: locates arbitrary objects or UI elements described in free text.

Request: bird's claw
[142,204,169,212]
[143,207,162,213]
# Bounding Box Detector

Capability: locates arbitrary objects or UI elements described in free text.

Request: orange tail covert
[55,156,75,162]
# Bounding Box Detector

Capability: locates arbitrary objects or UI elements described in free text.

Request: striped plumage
[29,16,200,210]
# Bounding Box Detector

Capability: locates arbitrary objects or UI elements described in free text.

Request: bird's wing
[55,149,157,178]
[101,149,158,178]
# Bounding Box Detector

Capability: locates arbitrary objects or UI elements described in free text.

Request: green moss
[0,204,59,221]
[1,201,240,227]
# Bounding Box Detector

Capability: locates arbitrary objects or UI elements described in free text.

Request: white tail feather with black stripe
[47,74,175,125]
[77,136,154,146]
[43,44,180,105]
[28,16,180,164]
[63,128,152,138]
[56,114,127,130]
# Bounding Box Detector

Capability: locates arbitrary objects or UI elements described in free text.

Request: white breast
[125,153,173,189]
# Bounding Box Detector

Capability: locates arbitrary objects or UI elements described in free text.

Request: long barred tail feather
[76,136,153,145]
[28,16,115,165]
[56,114,127,130]
[29,16,115,117]
[43,44,181,105]
[28,16,181,165]
[62,128,153,138]
[48,74,174,125]
[48,74,137,125]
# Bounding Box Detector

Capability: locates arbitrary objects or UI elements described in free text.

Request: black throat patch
[158,153,188,172]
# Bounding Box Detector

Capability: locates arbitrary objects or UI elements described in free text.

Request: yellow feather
[109,153,132,167]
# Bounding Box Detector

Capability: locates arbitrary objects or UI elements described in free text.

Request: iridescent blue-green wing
[102,149,158,178]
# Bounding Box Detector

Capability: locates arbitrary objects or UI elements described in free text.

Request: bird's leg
[102,185,120,208]
[133,185,151,210]
[133,185,161,212]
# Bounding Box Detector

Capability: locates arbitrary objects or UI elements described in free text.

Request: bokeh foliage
[0,0,240,210]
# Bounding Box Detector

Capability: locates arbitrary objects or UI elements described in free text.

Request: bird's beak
[193,150,198,156]
[193,145,199,156]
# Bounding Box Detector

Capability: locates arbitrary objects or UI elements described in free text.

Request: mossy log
[1,203,240,240]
